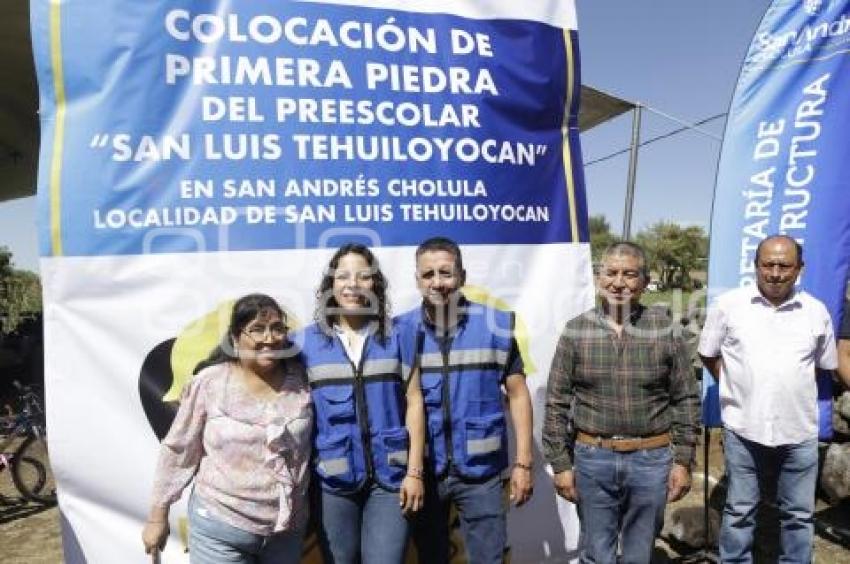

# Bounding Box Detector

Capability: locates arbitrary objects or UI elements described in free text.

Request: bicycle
[0,382,56,504]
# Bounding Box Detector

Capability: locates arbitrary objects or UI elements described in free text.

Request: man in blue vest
[396,236,533,564]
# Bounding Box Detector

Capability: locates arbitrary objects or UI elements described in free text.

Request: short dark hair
[415,237,464,271]
[755,235,804,266]
[314,243,390,341]
[195,293,285,373]
[602,241,650,280]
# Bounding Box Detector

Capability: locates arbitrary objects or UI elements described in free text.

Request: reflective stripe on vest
[467,435,502,457]
[387,450,408,466]
[318,457,350,477]
[307,358,402,384]
[418,348,508,372]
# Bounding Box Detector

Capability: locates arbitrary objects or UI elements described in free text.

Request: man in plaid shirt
[543,242,700,563]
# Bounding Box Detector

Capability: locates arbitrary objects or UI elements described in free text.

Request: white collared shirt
[333,324,369,366]
[698,285,837,446]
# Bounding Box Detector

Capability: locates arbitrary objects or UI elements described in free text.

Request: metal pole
[703,424,711,560]
[622,104,642,239]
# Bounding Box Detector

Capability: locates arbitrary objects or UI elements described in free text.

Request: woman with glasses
[142,294,312,563]
[296,243,424,564]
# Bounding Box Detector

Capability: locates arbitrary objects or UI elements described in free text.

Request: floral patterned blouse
[150,360,313,535]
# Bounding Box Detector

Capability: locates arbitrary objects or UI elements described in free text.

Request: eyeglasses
[242,323,287,342]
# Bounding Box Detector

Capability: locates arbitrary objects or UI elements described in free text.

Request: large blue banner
[33,1,587,258]
[705,0,850,436]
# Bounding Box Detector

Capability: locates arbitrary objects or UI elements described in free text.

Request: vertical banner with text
[32,0,591,561]
[706,0,850,434]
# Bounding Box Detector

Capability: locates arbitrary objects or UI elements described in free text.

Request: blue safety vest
[396,302,513,480]
[297,324,410,493]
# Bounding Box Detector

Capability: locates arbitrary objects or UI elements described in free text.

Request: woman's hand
[510,464,533,507]
[142,519,169,553]
[142,505,170,554]
[399,475,424,515]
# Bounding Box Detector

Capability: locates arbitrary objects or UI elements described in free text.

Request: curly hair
[314,243,391,341]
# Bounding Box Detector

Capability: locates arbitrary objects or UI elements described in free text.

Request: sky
[576,0,771,236]
[0,0,772,273]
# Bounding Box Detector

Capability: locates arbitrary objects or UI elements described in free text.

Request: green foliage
[0,246,11,278]
[0,246,42,333]
[589,214,618,262]
[635,221,708,290]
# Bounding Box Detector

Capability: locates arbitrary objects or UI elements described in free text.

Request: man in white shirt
[699,235,837,563]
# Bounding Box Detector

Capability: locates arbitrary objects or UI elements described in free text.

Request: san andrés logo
[751,7,850,65]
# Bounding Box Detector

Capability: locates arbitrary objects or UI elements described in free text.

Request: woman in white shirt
[296,244,424,564]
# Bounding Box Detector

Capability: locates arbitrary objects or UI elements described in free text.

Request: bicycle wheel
[11,455,47,501]
[12,436,56,504]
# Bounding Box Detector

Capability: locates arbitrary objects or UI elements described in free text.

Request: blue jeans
[573,442,671,564]
[317,482,409,564]
[720,429,818,563]
[188,494,303,564]
[412,473,506,564]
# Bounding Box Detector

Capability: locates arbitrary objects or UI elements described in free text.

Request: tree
[0,246,11,279]
[0,246,42,333]
[589,214,618,263]
[636,222,708,290]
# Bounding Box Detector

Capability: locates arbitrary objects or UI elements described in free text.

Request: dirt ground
[1,430,848,563]
[0,458,62,564]
[0,433,61,563]
[0,502,62,563]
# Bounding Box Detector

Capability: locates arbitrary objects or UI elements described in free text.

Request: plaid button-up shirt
[543,304,701,472]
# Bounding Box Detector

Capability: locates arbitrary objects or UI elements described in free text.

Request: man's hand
[667,463,691,502]
[553,470,578,502]
[399,475,424,515]
[509,465,533,506]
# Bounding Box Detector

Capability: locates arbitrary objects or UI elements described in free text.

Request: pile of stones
[822,391,850,503]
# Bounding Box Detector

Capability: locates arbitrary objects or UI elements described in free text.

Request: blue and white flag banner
[32,1,592,561]
[705,0,850,435]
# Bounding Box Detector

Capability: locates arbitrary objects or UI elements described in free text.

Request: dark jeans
[412,473,506,564]
[573,442,671,564]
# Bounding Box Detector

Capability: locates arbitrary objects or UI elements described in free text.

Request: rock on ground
[821,443,850,503]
